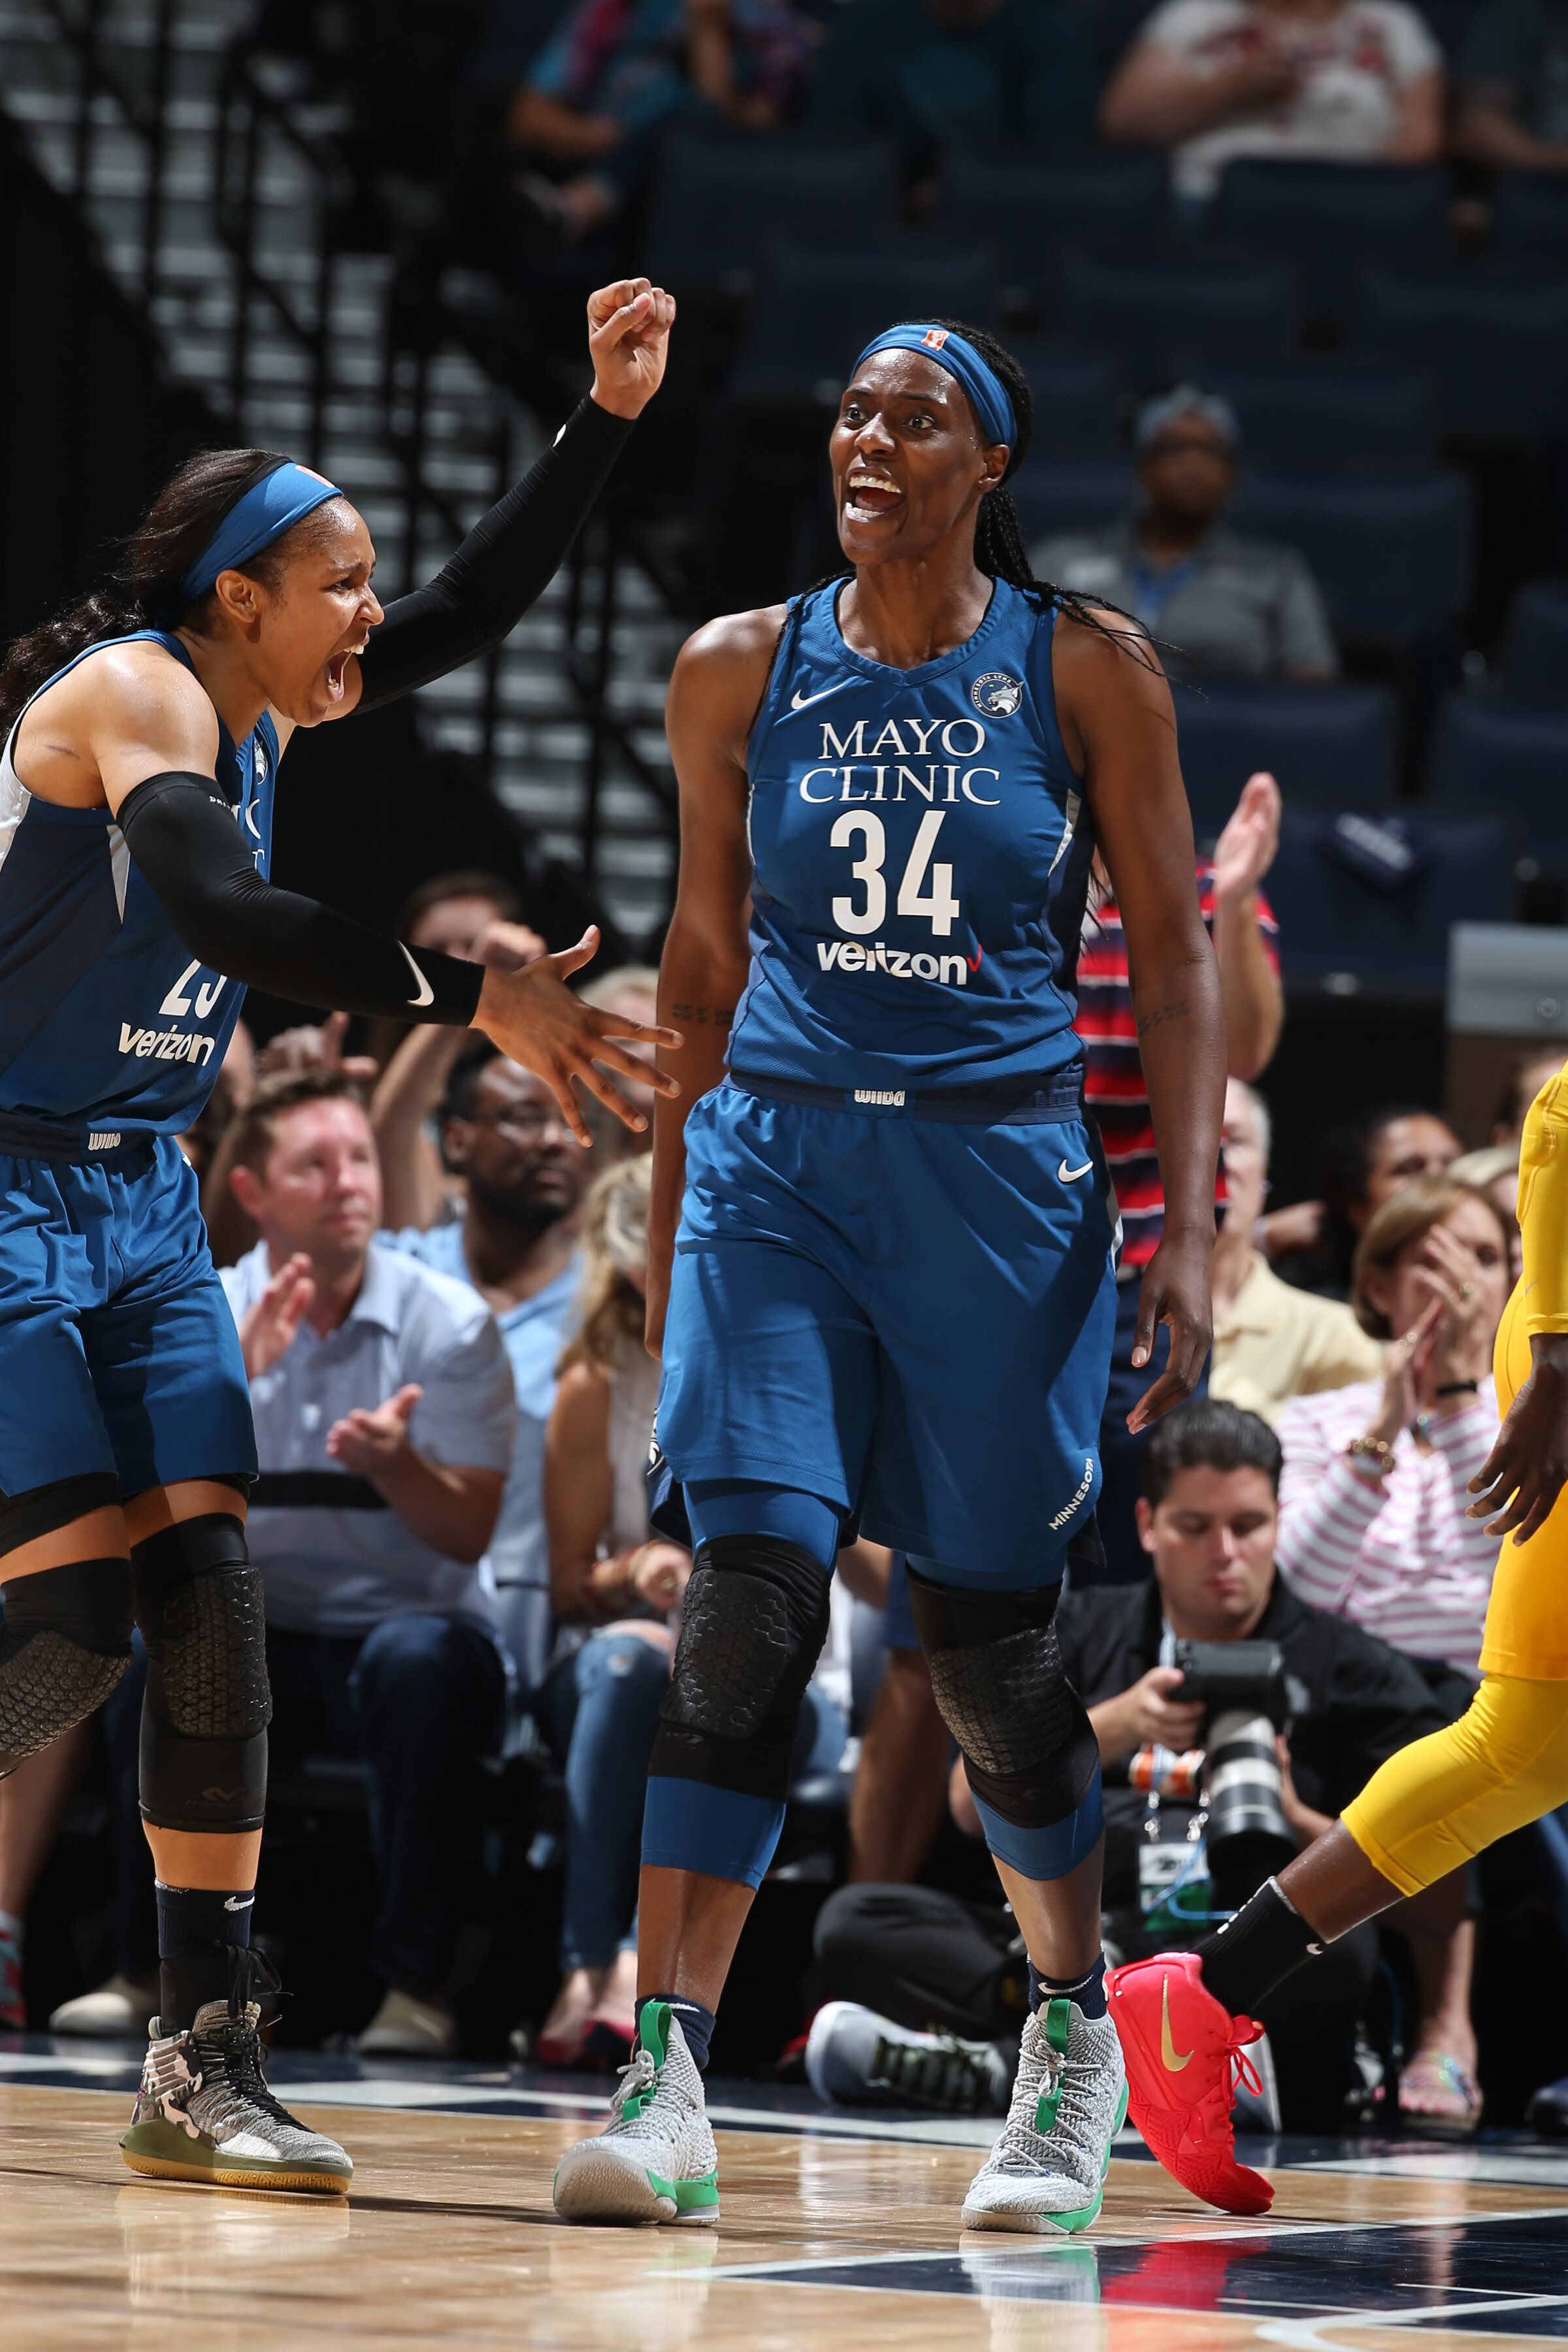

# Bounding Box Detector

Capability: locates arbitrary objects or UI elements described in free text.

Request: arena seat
[1173,682,1396,836]
[1262,807,1514,994]
[642,131,896,284]
[1492,172,1568,270]
[1211,160,1448,325]
[1354,269,1568,438]
[733,238,997,389]
[1503,581,1568,705]
[1428,696,1568,868]
[1008,340,1119,452]
[1201,359,1435,466]
[934,150,1168,298]
[1057,252,1293,388]
[1011,457,1132,541]
[1229,468,1471,644]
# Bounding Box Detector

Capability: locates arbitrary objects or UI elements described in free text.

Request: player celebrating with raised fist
[0,280,679,2191]
[552,319,1226,2233]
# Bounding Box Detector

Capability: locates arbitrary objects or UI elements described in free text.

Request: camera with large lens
[1170,1639,1298,1903]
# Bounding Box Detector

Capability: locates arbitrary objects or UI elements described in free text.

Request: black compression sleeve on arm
[117,772,485,1024]
[354,396,634,711]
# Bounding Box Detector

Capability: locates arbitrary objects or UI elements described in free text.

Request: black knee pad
[905,1566,1099,1831]
[133,1514,270,1833]
[650,1534,832,1803]
[0,1557,135,1776]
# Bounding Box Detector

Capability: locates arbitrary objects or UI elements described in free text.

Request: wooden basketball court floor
[5,2039,1568,2351]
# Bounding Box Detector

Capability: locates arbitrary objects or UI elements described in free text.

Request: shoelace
[1193,2019,1264,2140]
[190,2016,301,2131]
[870,2033,996,2115]
[996,2037,1099,2176]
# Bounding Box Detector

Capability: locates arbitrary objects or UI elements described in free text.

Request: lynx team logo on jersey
[971,672,1023,717]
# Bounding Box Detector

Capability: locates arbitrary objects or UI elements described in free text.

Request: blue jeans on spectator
[1092,1275,1211,1586]
[267,1616,505,1999]
[532,1627,847,1973]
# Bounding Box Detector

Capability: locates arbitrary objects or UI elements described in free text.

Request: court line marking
[674,2209,1568,2282]
[1257,2293,1568,2347]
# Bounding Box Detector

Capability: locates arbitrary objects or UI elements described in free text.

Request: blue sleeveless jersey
[729,578,1095,1093]
[0,631,276,1152]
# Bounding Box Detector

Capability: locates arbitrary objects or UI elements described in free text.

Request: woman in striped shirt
[1273,1171,1511,2123]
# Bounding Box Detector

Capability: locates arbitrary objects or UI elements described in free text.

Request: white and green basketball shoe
[961,1998,1128,2234]
[552,2001,720,2227]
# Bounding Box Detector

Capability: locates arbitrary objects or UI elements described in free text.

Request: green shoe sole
[120,2119,351,2195]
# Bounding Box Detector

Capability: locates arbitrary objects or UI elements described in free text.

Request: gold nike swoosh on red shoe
[1160,1975,1194,2074]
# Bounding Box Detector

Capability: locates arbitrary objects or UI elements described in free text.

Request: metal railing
[48,0,176,302]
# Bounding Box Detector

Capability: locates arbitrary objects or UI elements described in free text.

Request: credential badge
[972,671,1023,717]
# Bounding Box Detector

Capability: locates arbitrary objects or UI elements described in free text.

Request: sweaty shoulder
[19,636,219,810]
[668,602,789,766]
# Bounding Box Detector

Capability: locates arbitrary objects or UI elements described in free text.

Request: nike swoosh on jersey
[790,684,840,711]
[399,943,435,1008]
[1058,1158,1094,1183]
[1160,1975,1194,2073]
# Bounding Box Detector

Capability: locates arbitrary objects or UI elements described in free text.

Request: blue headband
[176,461,344,609]
[853,325,1016,453]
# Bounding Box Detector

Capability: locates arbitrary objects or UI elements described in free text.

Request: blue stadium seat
[1057,253,1293,387]
[644,133,896,283]
[1212,160,1448,323]
[1492,172,1568,270]
[1009,341,1119,453]
[934,150,1168,297]
[1428,696,1568,867]
[1503,581,1568,705]
[1354,269,1568,438]
[1173,682,1396,836]
[1264,807,1514,992]
[734,239,997,389]
[1202,359,1435,465]
[1229,468,1471,643]
[1011,459,1132,542]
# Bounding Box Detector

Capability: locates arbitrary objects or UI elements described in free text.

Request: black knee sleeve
[0,1558,135,1776]
[133,1514,270,1833]
[649,1534,832,1803]
[905,1566,1099,1831]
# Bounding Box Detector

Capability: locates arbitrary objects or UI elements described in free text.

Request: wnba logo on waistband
[972,672,1023,717]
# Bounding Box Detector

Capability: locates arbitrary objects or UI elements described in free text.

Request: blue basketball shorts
[0,1134,256,1503]
[657,1084,1118,1582]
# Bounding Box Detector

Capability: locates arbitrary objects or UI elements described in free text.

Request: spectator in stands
[1211,1078,1384,1420]
[507,0,815,245]
[228,1073,515,2058]
[1263,1102,1462,1296]
[387,1039,590,1704]
[1450,1144,1523,1284]
[1275,1173,1512,2122]
[1081,768,1284,1582]
[810,0,1096,191]
[1457,0,1568,171]
[808,1401,1455,2129]
[576,964,661,1162]
[1492,1049,1564,1143]
[1099,0,1444,210]
[530,1155,688,2066]
[1036,386,1339,683]
[365,870,536,1073]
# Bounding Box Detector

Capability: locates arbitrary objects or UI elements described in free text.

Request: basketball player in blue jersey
[552,321,1226,2233]
[0,280,683,2192]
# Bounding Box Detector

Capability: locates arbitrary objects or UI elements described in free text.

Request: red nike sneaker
[1106,1952,1274,2216]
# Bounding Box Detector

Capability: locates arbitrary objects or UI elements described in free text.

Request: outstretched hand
[473,924,683,1146]
[1127,1232,1213,1433]
[327,1383,423,1478]
[588,278,676,419]
[238,1250,316,1377]
[1211,771,1282,904]
[1468,1335,1568,1543]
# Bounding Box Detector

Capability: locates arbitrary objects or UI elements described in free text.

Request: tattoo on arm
[669,1004,734,1029]
[1136,999,1189,1039]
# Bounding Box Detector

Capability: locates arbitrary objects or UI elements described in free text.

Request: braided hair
[798,318,1154,668]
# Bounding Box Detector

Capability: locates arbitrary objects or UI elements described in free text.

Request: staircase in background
[0,0,678,940]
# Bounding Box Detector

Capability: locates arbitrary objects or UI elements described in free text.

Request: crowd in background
[2,800,1563,2136]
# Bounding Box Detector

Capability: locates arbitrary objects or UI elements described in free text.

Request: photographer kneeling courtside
[809,1401,1461,2131]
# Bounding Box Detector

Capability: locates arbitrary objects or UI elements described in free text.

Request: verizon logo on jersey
[118,1023,218,1065]
[818,939,969,986]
